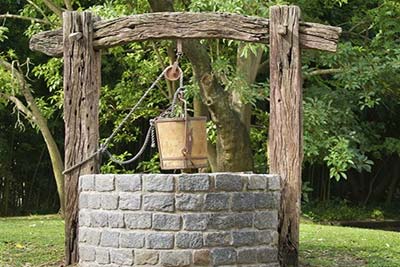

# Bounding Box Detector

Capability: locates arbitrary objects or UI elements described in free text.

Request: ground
[0,215,399,267]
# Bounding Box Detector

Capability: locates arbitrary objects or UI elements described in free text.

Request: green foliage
[323,137,354,181]
[0,26,8,42]
[302,201,400,222]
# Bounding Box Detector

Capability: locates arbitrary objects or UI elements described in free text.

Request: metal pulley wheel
[164,64,182,81]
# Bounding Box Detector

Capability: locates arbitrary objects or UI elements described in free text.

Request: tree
[0,59,65,216]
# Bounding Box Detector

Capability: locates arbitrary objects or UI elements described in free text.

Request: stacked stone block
[78,173,280,267]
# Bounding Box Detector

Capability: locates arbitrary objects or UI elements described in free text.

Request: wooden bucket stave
[154,117,208,170]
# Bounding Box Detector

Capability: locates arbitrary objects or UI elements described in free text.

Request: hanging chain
[63,42,185,174]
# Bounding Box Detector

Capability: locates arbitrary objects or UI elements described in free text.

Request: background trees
[0,0,399,217]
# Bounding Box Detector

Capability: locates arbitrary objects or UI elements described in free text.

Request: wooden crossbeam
[29,12,341,56]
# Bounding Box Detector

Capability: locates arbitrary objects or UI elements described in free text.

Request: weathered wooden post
[268,6,302,266]
[63,11,101,264]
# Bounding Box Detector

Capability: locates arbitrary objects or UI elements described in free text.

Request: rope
[62,65,186,175]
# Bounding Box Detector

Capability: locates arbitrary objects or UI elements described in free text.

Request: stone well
[78,173,280,267]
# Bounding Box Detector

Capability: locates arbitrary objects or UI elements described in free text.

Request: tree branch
[64,0,73,11]
[305,68,342,78]
[27,0,52,24]
[0,13,52,25]
[42,0,63,18]
[0,92,34,121]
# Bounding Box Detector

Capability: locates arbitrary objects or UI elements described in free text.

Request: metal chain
[63,67,168,175]
[103,123,154,165]
[62,65,186,175]
[63,41,187,175]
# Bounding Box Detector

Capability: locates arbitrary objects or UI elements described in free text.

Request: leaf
[15,243,25,249]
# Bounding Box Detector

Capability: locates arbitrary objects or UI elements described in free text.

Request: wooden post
[268,6,302,267]
[63,11,101,265]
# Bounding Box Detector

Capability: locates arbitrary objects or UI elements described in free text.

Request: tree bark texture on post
[268,6,303,267]
[63,11,101,265]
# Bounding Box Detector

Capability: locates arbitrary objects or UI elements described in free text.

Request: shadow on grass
[300,242,400,267]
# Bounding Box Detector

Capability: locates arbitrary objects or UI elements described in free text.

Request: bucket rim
[154,116,207,123]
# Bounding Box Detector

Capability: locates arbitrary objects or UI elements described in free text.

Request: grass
[300,223,400,267]
[0,215,400,266]
[0,215,64,267]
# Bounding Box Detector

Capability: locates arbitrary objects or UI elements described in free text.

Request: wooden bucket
[154,117,208,170]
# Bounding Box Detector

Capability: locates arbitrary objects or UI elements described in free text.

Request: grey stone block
[204,193,229,211]
[232,192,255,211]
[234,212,253,228]
[100,230,119,248]
[79,211,91,227]
[115,174,141,192]
[120,232,145,248]
[183,214,210,231]
[208,213,235,230]
[160,251,192,266]
[215,173,244,191]
[135,250,159,265]
[254,211,278,230]
[101,194,119,210]
[124,213,152,229]
[87,193,101,209]
[80,175,95,191]
[178,174,210,191]
[268,175,281,191]
[255,192,279,209]
[143,194,174,212]
[248,175,267,190]
[237,248,258,264]
[211,247,237,265]
[232,231,257,246]
[176,232,203,248]
[95,247,110,264]
[153,213,181,231]
[257,247,278,263]
[204,232,231,247]
[80,245,96,262]
[79,193,89,209]
[256,230,278,245]
[90,211,108,227]
[144,174,174,192]
[95,174,115,192]
[108,212,124,228]
[110,248,134,265]
[146,233,174,249]
[119,193,141,210]
[176,194,203,211]
[79,228,101,246]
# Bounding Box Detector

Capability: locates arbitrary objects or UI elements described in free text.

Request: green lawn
[300,223,400,267]
[0,215,399,266]
[0,215,64,267]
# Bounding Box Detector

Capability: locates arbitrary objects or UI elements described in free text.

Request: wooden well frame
[30,6,341,266]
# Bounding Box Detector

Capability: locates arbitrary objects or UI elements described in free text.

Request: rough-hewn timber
[63,11,101,265]
[268,6,303,267]
[29,12,341,56]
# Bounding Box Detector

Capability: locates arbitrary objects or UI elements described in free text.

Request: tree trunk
[63,11,101,265]
[268,6,302,267]
[233,43,263,130]
[148,0,253,172]
[386,157,400,206]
